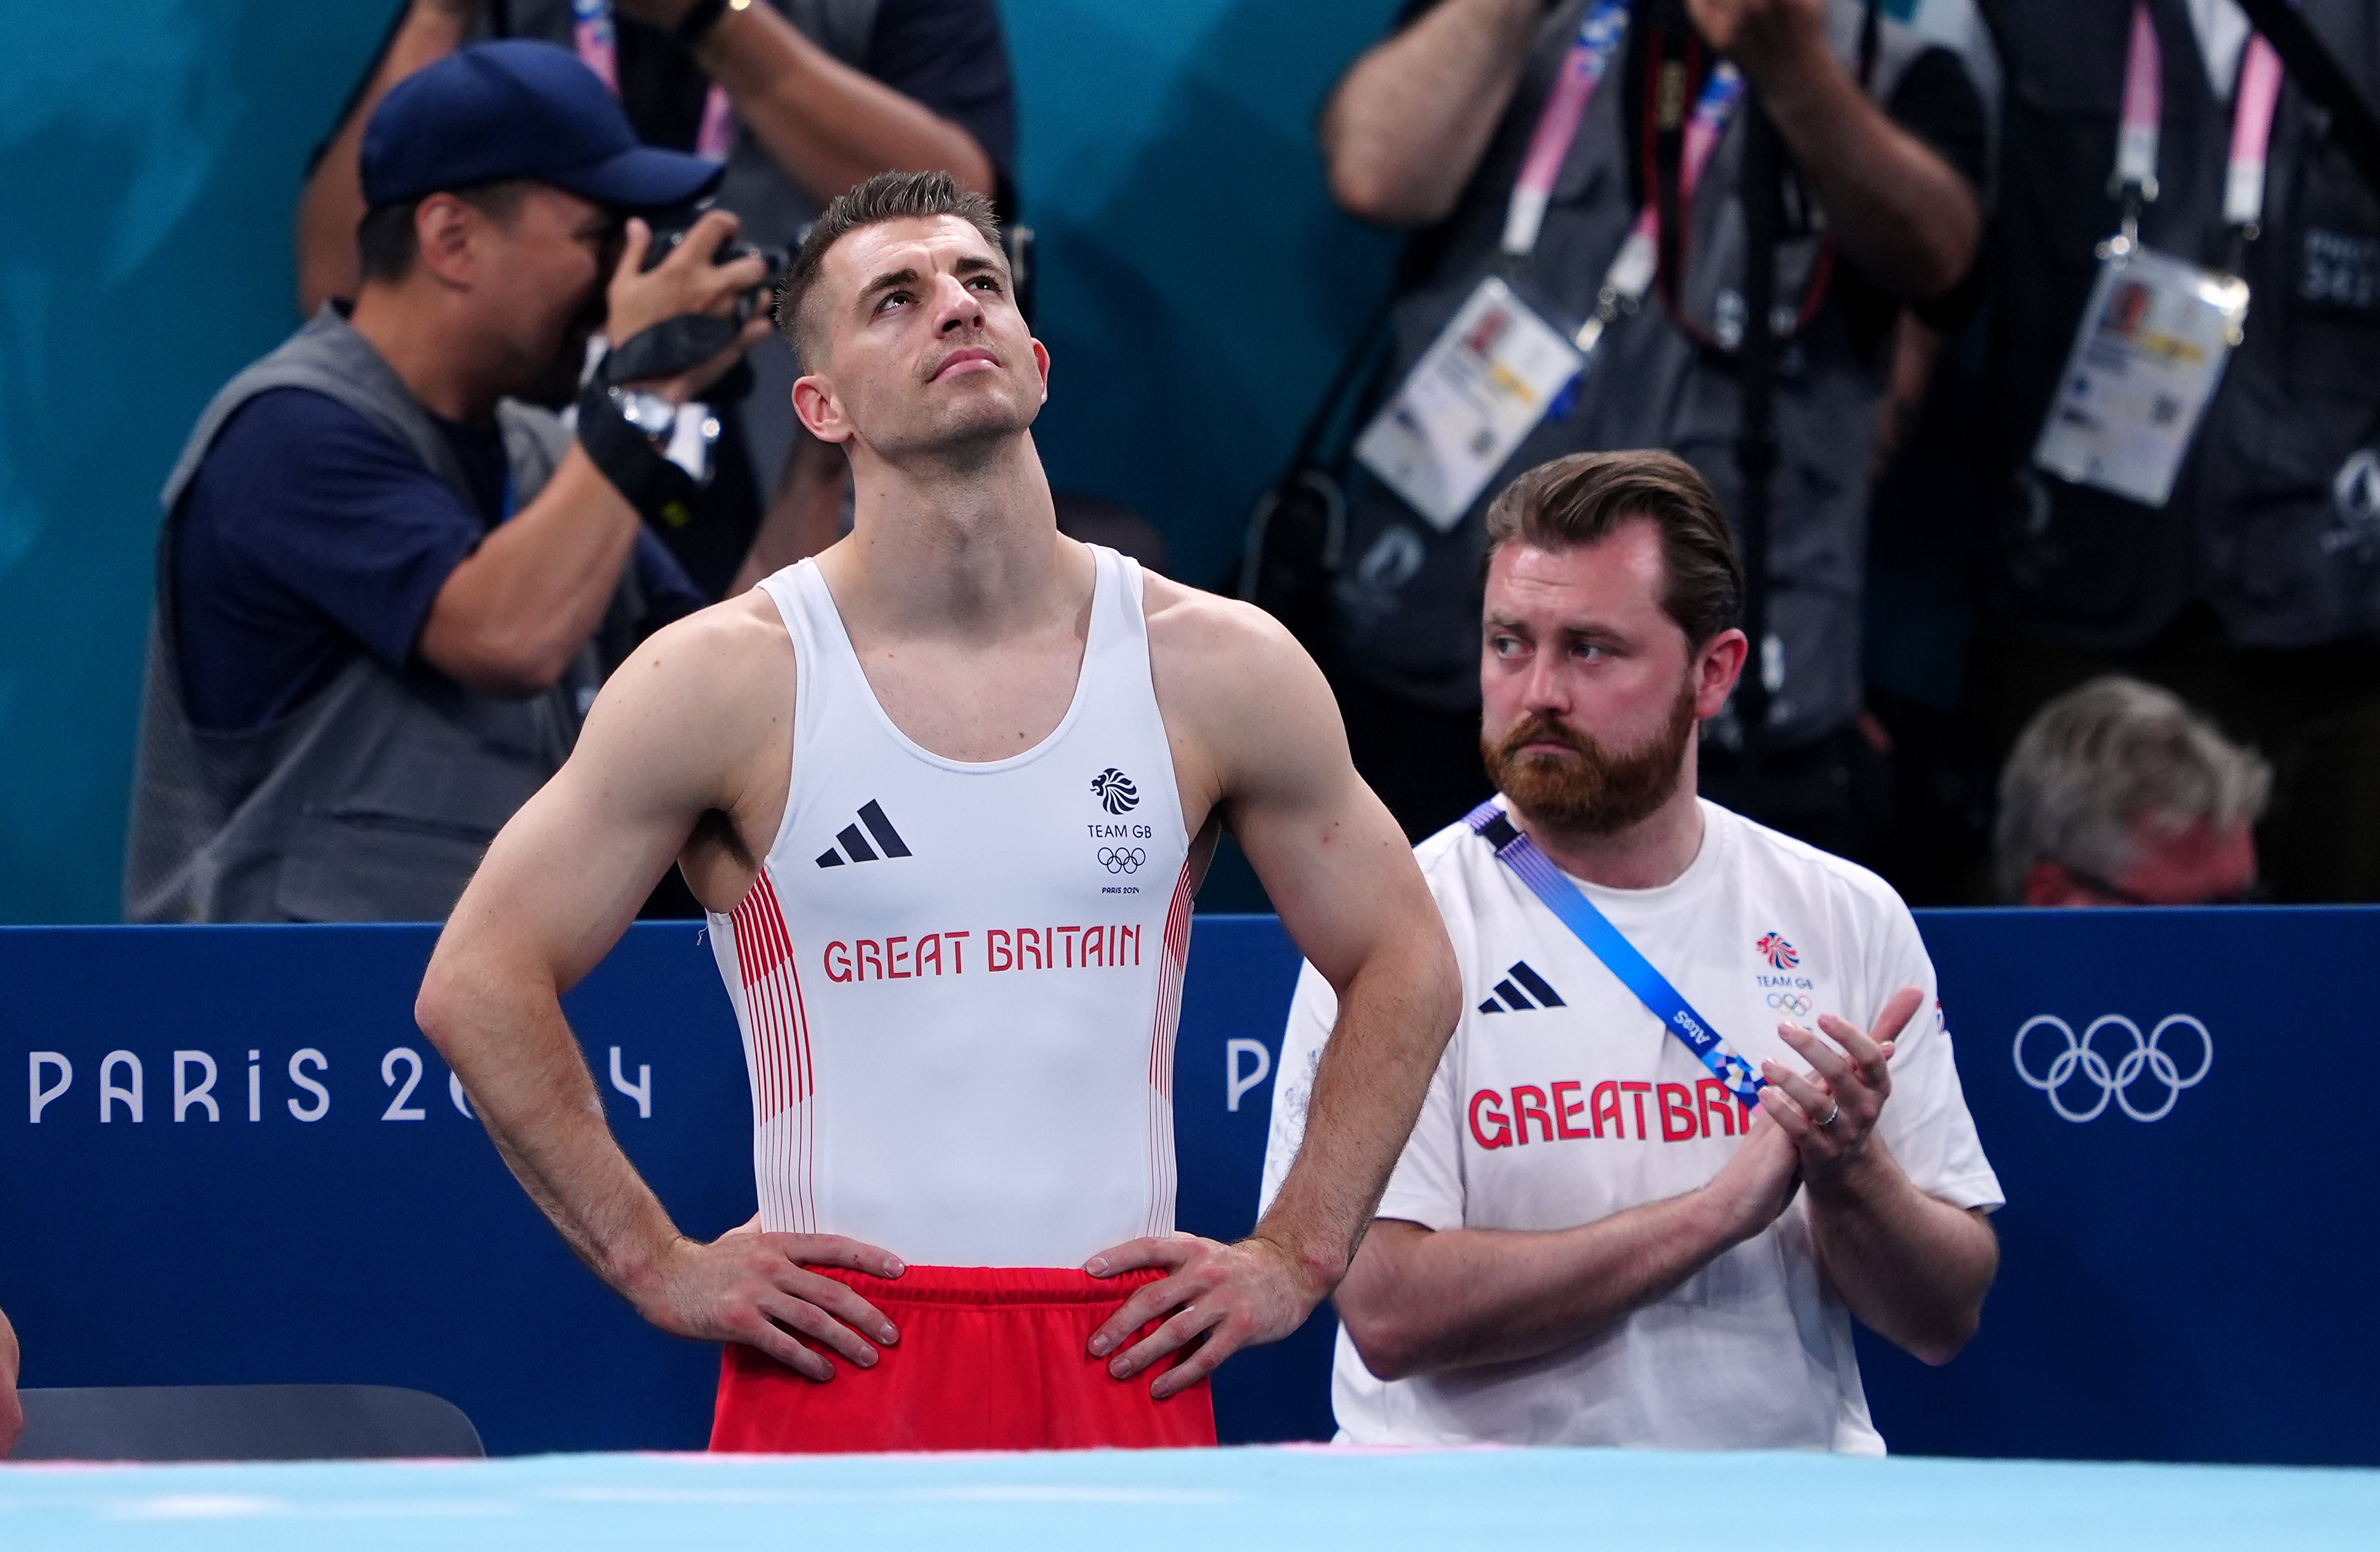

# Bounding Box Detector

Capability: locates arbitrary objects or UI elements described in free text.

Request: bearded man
[1259,449,2002,1452]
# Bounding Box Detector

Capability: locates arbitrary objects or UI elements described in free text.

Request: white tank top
[705,545,1194,1267]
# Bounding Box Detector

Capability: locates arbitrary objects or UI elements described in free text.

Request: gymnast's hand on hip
[634,1230,906,1382]
[1083,1234,1320,1401]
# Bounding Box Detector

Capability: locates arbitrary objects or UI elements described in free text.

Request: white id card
[2032,245,2250,508]
[1355,278,1585,532]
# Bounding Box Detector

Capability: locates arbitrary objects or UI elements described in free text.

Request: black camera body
[639,202,787,325]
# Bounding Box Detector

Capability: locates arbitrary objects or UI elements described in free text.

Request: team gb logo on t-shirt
[1756,932,1799,971]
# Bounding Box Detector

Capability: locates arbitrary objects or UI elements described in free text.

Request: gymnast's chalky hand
[1758,984,1922,1181]
[1083,1235,1318,1401]
[635,1231,905,1384]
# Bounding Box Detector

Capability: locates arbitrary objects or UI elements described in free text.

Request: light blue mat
[2,1446,2374,1551]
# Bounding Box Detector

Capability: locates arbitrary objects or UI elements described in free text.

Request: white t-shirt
[1259,798,2002,1454]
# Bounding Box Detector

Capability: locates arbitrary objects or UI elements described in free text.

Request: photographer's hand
[605,212,774,402]
[1683,0,1980,299]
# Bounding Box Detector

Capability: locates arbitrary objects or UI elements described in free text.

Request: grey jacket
[124,310,641,922]
[1330,0,1994,747]
[1981,0,2380,651]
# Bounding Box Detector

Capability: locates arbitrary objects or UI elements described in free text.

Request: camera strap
[1638,11,1840,357]
[572,0,737,160]
[1467,798,1768,1111]
[603,314,744,384]
[577,380,700,531]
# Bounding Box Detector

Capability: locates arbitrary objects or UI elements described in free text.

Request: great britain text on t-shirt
[1469,1075,1751,1150]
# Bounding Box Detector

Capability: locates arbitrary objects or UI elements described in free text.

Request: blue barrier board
[0,909,2372,1463]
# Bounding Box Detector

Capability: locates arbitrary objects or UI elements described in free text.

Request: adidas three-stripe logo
[1478,960,1566,1015]
[815,800,913,868]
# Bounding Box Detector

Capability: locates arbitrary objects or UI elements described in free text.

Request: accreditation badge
[2031,246,2250,509]
[1354,277,1586,533]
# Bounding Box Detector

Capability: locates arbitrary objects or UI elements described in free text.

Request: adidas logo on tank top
[704,547,1195,1269]
[814,801,913,867]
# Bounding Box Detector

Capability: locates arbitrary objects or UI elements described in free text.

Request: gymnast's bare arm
[1084,579,1464,1399]
[416,595,904,1382]
[1,1301,22,1457]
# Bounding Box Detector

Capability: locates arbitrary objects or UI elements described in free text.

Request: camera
[641,201,787,323]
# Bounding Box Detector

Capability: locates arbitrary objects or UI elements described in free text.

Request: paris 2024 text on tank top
[705,545,1194,1268]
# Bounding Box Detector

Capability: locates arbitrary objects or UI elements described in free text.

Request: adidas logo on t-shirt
[1477,960,1566,1016]
[815,800,914,868]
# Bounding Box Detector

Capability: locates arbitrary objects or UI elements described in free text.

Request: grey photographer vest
[1330,0,1978,747]
[1983,0,2380,652]
[498,0,880,252]
[125,310,634,923]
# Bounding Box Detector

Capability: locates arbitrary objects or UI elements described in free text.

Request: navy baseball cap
[362,40,723,212]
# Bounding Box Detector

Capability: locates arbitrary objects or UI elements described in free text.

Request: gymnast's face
[1479,522,1746,836]
[791,215,1049,466]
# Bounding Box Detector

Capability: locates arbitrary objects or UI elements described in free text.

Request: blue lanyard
[1466,798,1767,1110]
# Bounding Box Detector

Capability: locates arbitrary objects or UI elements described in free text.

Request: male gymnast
[417,170,1463,1450]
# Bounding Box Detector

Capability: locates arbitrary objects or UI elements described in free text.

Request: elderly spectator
[1304,0,1997,864]
[125,42,777,923]
[1995,677,2272,907]
[298,0,1018,597]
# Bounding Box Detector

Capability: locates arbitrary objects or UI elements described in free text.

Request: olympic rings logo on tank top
[1765,991,1814,1017]
[1097,847,1146,875]
[2012,1014,2212,1123]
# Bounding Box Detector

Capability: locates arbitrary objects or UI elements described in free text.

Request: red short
[709,1265,1217,1453]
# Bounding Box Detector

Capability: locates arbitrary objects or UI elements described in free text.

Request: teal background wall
[0,0,1404,922]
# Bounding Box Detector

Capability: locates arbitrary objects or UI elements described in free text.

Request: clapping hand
[1758,985,1922,1181]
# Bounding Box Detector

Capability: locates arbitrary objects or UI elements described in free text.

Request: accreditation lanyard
[2112,0,2285,245]
[573,0,737,161]
[1467,800,1768,1111]
[1500,10,1744,355]
[1502,0,1633,255]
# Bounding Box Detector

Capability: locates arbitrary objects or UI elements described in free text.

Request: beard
[1482,674,1699,838]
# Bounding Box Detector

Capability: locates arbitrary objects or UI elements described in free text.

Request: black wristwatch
[677,0,748,46]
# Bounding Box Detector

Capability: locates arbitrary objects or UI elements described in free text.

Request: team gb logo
[1756,932,1799,970]
[1091,768,1140,815]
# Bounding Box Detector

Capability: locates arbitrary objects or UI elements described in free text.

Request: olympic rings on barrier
[2012,1014,2212,1123]
[1765,991,1814,1017]
[1097,847,1146,875]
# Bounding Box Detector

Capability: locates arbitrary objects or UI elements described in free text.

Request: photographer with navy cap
[297,0,1018,599]
[125,40,786,925]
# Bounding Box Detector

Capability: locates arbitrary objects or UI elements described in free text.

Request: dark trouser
[1963,606,2380,903]
[1333,671,1891,869]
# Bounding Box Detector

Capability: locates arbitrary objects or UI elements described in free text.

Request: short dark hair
[1482,449,1744,647]
[355,179,535,285]
[773,170,1004,363]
